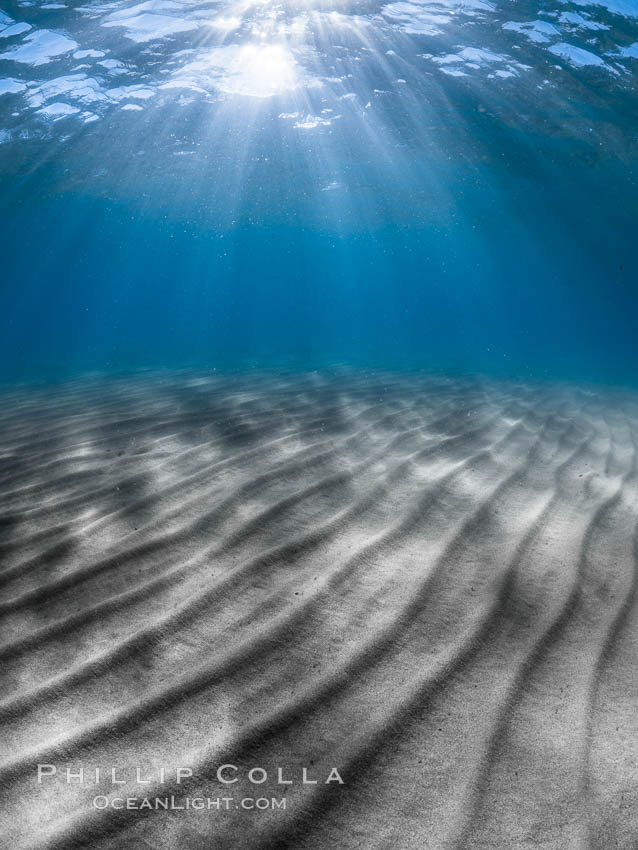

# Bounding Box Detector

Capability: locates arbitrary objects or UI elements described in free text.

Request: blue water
[0,0,637,386]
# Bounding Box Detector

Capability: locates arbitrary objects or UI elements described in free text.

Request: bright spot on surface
[207,15,242,32]
[178,43,314,98]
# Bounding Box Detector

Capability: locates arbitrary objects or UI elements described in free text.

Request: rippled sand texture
[1,370,637,850]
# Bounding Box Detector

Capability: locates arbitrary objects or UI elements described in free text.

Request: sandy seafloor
[0,368,637,849]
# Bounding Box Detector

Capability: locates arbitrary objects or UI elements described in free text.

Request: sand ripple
[0,370,637,849]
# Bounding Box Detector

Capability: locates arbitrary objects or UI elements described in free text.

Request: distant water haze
[0,163,636,385]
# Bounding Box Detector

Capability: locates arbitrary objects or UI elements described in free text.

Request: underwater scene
[0,0,638,846]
